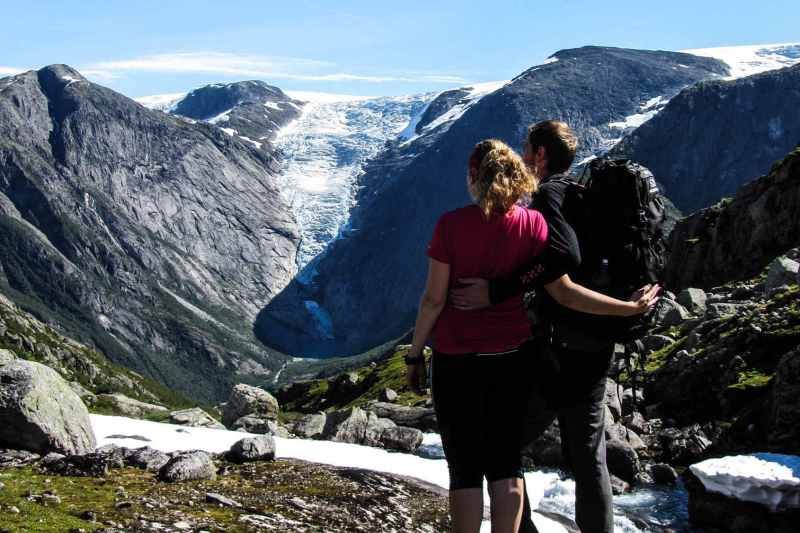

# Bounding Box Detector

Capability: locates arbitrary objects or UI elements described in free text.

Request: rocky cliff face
[611,64,800,213]
[664,147,800,290]
[171,80,304,148]
[0,65,300,402]
[255,46,728,357]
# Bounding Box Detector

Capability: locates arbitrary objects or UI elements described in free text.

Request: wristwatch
[404,352,425,365]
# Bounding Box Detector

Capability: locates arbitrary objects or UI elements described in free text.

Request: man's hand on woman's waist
[450,278,490,310]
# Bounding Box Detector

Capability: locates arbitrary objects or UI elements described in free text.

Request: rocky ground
[0,448,449,533]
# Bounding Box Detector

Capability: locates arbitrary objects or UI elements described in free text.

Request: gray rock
[0,359,96,455]
[231,415,290,437]
[649,463,679,485]
[157,451,217,482]
[706,303,745,319]
[642,335,675,353]
[653,299,691,326]
[227,435,276,463]
[379,388,398,403]
[623,411,648,434]
[677,288,707,315]
[206,492,241,508]
[610,474,630,495]
[379,426,424,453]
[127,446,171,472]
[169,408,225,430]
[765,256,800,292]
[0,449,41,467]
[321,407,398,447]
[223,384,280,427]
[521,420,563,468]
[0,348,15,366]
[658,425,712,465]
[769,348,800,450]
[364,402,438,432]
[287,413,326,439]
[0,319,6,338]
[606,424,647,451]
[40,452,112,477]
[604,379,622,421]
[96,393,167,418]
[68,381,97,406]
[606,438,640,483]
[621,388,645,412]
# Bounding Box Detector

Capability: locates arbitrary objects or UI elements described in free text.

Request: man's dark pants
[519,344,615,533]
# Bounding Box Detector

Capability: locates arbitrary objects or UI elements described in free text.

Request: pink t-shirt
[427,204,548,354]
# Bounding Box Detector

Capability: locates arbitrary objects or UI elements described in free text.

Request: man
[450,120,653,532]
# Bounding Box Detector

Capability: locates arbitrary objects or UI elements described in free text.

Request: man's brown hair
[527,120,578,175]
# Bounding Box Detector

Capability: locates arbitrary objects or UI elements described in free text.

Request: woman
[405,140,656,532]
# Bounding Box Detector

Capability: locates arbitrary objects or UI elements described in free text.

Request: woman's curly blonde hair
[468,139,537,218]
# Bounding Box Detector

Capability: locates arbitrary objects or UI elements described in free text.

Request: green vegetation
[644,338,686,374]
[728,370,772,391]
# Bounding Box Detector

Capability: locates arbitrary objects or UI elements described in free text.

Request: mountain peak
[37,64,87,85]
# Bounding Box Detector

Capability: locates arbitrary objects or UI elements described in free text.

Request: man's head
[523,120,578,178]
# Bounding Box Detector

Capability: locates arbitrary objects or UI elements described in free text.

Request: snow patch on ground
[208,109,233,124]
[682,43,800,79]
[219,127,237,137]
[263,100,283,111]
[690,453,800,511]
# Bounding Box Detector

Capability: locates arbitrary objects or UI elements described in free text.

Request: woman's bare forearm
[544,275,638,317]
[409,295,446,356]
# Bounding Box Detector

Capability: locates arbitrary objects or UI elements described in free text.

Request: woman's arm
[408,258,451,357]
[406,258,450,392]
[544,275,659,317]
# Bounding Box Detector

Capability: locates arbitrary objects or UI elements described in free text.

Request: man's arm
[450,181,580,309]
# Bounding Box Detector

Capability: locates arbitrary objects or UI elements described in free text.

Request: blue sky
[2,0,798,97]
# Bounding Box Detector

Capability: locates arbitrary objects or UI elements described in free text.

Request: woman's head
[467,139,537,218]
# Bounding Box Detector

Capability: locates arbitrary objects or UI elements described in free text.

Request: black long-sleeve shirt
[489,175,581,304]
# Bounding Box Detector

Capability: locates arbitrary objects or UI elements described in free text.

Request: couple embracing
[404,121,661,532]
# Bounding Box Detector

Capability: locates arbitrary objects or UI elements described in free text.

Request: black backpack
[560,158,668,340]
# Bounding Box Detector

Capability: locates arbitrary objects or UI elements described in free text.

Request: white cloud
[0,66,25,76]
[85,52,468,84]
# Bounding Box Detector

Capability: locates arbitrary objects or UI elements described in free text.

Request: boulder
[604,379,622,421]
[96,393,168,418]
[706,303,745,319]
[223,384,279,427]
[610,474,631,495]
[769,348,800,450]
[231,415,291,437]
[521,420,562,468]
[641,335,674,353]
[321,407,397,447]
[621,388,645,413]
[157,451,216,482]
[206,492,241,508]
[649,463,679,485]
[169,408,225,430]
[380,426,424,453]
[765,257,800,292]
[677,288,707,315]
[0,348,15,366]
[127,446,171,472]
[364,402,438,432]
[0,359,96,455]
[622,411,648,434]
[0,449,40,467]
[653,299,691,326]
[658,425,712,465]
[379,388,398,403]
[287,413,326,439]
[40,452,112,477]
[68,381,97,406]
[606,438,640,483]
[685,456,800,532]
[606,424,647,451]
[227,435,276,463]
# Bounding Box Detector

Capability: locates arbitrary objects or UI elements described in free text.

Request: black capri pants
[431,348,531,490]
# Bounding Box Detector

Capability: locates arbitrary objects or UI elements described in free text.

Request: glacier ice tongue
[689,453,800,511]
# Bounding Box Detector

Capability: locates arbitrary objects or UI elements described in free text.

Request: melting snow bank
[689,453,800,511]
[90,415,656,532]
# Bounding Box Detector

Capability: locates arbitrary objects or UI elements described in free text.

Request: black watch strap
[404,354,425,365]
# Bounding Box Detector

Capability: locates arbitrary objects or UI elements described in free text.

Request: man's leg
[558,352,614,533]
